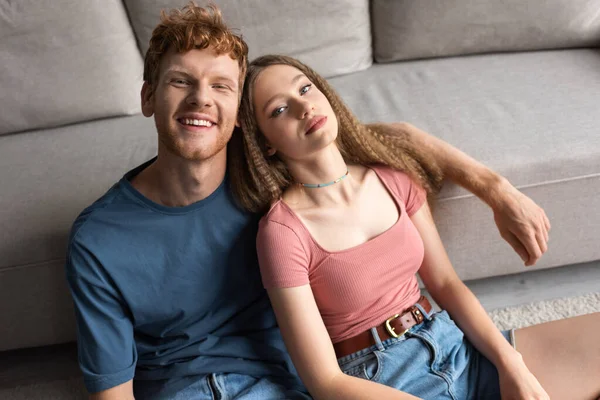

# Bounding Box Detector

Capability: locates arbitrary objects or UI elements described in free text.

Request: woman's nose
[296,99,314,118]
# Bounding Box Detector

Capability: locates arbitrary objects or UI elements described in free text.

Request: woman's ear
[265,145,277,156]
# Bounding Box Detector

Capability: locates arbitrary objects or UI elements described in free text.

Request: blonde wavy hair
[228,55,443,213]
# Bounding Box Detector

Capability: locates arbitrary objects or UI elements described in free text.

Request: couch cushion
[329,49,600,279]
[124,0,372,79]
[372,0,600,62]
[0,0,144,135]
[0,114,157,351]
[0,115,157,272]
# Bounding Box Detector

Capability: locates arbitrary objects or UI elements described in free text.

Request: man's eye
[300,84,312,95]
[271,106,286,117]
[173,79,189,86]
[213,84,229,90]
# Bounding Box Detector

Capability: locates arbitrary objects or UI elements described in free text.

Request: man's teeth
[182,119,213,127]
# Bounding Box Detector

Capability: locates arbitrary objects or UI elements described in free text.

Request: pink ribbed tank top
[256,166,426,343]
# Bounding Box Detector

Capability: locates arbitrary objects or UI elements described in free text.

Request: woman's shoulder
[259,199,304,235]
[260,199,289,224]
[369,164,417,188]
[257,200,311,256]
[369,164,426,213]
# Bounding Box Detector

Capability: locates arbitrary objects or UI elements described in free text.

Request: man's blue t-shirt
[65,160,300,397]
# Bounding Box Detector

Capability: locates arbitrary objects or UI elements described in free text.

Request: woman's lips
[306,116,327,135]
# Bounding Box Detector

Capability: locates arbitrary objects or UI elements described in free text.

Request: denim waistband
[337,301,434,366]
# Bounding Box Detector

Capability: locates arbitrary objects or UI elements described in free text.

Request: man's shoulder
[69,180,137,243]
[65,180,133,278]
[71,158,157,231]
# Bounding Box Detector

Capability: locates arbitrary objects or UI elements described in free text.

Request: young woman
[228,55,600,400]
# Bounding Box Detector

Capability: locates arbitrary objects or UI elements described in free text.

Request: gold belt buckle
[385,314,408,338]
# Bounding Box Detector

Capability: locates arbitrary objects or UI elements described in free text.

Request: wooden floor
[0,260,598,390]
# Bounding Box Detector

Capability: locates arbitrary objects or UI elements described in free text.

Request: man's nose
[186,85,212,107]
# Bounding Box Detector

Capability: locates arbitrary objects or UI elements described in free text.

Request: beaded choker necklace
[296,170,350,188]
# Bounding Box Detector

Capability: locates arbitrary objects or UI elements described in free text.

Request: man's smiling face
[142,47,241,162]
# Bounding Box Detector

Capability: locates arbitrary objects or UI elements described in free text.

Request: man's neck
[131,148,227,207]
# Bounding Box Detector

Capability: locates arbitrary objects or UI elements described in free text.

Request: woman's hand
[490,179,551,266]
[497,353,549,400]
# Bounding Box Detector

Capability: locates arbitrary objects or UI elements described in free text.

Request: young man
[65,3,550,399]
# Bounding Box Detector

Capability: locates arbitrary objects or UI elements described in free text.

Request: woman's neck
[283,146,362,207]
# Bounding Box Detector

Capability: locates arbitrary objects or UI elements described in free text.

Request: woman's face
[251,64,338,161]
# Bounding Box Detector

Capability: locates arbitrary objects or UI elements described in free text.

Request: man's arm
[380,122,550,266]
[90,380,134,400]
[66,237,138,396]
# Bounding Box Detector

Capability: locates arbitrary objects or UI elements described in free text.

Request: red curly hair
[143,1,248,92]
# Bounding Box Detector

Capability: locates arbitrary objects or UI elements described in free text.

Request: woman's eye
[300,84,312,95]
[271,106,286,117]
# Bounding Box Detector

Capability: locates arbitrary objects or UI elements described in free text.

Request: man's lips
[176,115,218,132]
[306,116,327,135]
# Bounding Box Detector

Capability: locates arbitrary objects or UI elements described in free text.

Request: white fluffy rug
[2,293,599,400]
[488,292,600,330]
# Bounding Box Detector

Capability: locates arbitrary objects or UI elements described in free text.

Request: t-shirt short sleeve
[66,237,137,393]
[382,167,427,216]
[403,177,426,216]
[256,217,310,289]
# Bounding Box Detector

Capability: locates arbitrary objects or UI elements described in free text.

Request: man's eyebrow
[163,68,192,78]
[262,73,306,113]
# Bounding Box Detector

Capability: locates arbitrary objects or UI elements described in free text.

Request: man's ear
[141,81,155,117]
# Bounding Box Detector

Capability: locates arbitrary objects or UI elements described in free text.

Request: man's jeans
[144,373,312,400]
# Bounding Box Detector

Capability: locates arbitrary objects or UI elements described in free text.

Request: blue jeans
[144,307,512,399]
[142,373,311,400]
[338,305,513,399]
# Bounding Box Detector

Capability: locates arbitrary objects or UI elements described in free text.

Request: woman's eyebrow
[262,74,306,113]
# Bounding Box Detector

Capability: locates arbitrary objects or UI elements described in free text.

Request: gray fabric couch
[1,0,599,352]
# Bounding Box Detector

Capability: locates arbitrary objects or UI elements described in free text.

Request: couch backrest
[3,0,598,137]
[124,0,372,79]
[372,0,600,62]
[0,0,144,136]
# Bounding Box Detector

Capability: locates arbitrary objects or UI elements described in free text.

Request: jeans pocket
[406,330,438,369]
[340,352,381,381]
[421,311,467,375]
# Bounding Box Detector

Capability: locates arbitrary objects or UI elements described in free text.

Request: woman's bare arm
[409,202,549,399]
[377,122,550,266]
[267,285,421,400]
